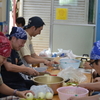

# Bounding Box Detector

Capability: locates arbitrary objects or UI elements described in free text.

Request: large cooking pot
[75,54,90,68]
[32,76,64,94]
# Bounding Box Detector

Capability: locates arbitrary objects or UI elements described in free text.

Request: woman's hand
[44,60,59,67]
[16,90,34,99]
[77,83,87,88]
[26,67,39,76]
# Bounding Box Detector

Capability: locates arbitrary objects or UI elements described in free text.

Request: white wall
[52,25,95,55]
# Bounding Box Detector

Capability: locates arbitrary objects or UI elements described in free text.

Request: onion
[19,98,26,100]
[44,74,50,76]
[63,82,67,86]
[37,92,45,99]
[45,92,53,99]
[26,92,34,100]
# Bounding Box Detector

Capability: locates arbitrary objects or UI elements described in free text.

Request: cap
[24,16,45,29]
[90,41,100,60]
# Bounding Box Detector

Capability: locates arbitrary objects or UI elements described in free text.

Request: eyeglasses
[89,60,97,67]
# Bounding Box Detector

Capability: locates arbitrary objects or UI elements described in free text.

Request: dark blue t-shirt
[1,49,26,89]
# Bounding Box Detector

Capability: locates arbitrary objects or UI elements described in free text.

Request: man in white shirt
[19,16,58,79]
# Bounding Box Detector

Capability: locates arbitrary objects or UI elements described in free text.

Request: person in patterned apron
[0,27,38,98]
[0,32,34,99]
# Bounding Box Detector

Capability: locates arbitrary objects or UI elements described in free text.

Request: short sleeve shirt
[1,49,24,83]
[19,31,35,68]
[19,31,35,58]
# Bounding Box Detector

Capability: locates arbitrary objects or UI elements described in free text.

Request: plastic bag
[57,67,87,83]
[52,49,78,58]
[39,48,51,57]
[30,85,54,98]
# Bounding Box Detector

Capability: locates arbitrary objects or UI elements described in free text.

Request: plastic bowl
[57,86,89,100]
[60,59,81,69]
[34,66,47,72]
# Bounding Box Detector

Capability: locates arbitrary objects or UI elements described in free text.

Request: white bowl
[34,67,47,72]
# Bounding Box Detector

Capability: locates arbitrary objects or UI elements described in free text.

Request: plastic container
[60,58,81,69]
[57,86,89,100]
[34,66,47,72]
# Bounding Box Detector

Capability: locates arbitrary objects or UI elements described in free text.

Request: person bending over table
[68,40,100,100]
[0,27,39,98]
[0,32,34,99]
[19,16,58,80]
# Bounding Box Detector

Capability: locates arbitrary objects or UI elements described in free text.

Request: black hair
[95,60,100,65]
[16,17,25,26]
[6,27,17,40]
[90,59,100,65]
[23,25,42,30]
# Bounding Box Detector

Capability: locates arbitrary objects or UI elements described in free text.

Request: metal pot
[75,54,90,68]
[32,76,64,94]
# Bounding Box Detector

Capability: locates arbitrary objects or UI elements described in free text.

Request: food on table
[39,72,50,76]
[45,92,53,99]
[37,92,45,99]
[37,92,53,100]
[26,92,34,100]
[33,98,46,100]
[20,97,46,100]
[43,74,50,76]
[20,92,53,100]
[66,82,78,86]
